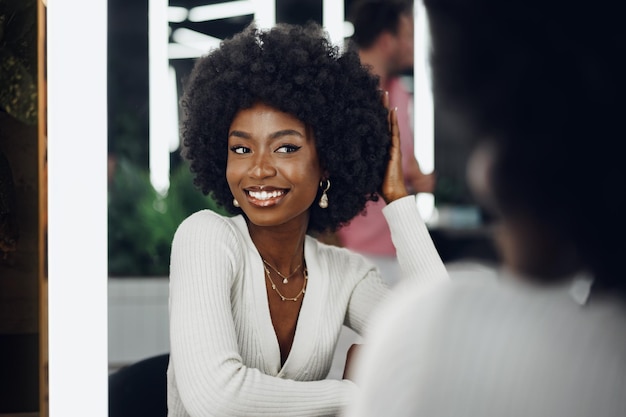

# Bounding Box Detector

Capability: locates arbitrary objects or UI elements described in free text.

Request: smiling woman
[226,103,323,225]
[181,22,391,234]
[167,21,448,416]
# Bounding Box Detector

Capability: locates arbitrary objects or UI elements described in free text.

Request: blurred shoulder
[370,268,626,345]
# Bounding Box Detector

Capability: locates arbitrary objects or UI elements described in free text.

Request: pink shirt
[337,77,416,256]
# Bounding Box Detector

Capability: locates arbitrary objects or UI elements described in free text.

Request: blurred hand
[343,343,363,380]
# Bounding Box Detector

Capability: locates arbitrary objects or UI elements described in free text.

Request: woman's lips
[245,189,287,207]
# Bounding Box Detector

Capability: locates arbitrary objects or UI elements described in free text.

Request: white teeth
[248,190,284,200]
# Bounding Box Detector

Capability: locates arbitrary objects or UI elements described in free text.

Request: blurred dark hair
[348,0,413,49]
[180,22,390,233]
[424,0,626,295]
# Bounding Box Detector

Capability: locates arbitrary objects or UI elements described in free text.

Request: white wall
[108,278,170,372]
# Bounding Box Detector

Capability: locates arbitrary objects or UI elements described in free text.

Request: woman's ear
[467,141,496,214]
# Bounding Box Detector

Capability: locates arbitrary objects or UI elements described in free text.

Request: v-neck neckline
[233,215,325,377]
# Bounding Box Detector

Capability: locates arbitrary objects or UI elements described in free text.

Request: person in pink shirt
[337,0,435,286]
[322,0,437,380]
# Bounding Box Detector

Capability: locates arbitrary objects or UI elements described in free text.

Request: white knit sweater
[167,196,448,416]
[343,271,626,417]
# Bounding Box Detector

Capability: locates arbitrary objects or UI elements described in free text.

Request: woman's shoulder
[176,209,233,230]
[173,210,245,247]
[307,236,379,277]
[376,270,626,340]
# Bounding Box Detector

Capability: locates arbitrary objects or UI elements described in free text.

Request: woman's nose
[248,151,276,178]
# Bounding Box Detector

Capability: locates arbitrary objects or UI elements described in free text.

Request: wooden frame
[38,1,48,415]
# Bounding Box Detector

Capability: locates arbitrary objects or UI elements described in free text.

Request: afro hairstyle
[180,21,390,233]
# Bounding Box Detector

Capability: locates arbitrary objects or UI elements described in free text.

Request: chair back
[109,353,170,417]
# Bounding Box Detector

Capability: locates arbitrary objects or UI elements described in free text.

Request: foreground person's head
[424,0,626,295]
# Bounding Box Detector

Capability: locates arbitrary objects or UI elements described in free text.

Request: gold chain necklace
[264,264,308,302]
[262,258,302,284]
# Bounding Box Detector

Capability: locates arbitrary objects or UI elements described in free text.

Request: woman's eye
[275,144,301,153]
[230,146,250,154]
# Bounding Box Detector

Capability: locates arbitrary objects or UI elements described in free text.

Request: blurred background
[107,0,498,372]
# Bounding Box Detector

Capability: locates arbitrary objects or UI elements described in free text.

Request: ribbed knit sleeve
[383,195,449,284]
[343,196,449,335]
[167,210,357,417]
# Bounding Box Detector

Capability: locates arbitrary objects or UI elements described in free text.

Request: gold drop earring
[318,179,330,208]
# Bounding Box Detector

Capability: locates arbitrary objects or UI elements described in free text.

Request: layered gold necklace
[263,259,308,302]
[262,258,302,284]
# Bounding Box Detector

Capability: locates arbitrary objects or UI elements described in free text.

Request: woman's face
[226,102,323,229]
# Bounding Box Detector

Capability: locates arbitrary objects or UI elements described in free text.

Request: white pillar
[47,0,109,415]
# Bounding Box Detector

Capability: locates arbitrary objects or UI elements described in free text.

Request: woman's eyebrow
[228,130,250,139]
[228,129,305,140]
[269,129,305,140]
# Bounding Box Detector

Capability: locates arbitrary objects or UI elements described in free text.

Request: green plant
[108,157,228,276]
[0,0,37,125]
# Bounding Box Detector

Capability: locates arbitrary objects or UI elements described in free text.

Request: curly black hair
[180,22,390,233]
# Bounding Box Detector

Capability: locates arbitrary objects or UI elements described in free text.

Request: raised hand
[380,91,409,204]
